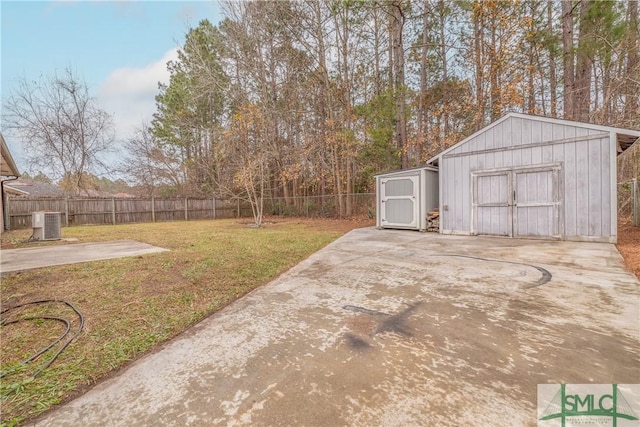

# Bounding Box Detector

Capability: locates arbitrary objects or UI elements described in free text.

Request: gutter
[1,175,19,231]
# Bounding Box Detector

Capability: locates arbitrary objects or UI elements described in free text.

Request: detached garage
[375,166,438,231]
[426,113,640,243]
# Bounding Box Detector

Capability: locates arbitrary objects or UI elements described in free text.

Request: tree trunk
[418,1,429,162]
[473,3,485,130]
[562,0,576,119]
[313,0,330,199]
[574,0,593,122]
[373,8,382,96]
[439,1,449,140]
[625,0,639,124]
[391,1,408,169]
[340,6,352,216]
[549,0,558,117]
[489,17,501,121]
[527,1,536,114]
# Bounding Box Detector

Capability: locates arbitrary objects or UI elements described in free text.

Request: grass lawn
[0,217,373,426]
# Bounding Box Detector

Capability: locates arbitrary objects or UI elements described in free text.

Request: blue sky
[1,0,224,175]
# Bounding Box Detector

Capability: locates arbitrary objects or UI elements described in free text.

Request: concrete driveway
[34,228,639,426]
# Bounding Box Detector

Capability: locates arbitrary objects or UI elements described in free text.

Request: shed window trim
[470,162,563,176]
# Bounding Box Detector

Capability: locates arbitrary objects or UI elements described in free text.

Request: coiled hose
[0,299,84,393]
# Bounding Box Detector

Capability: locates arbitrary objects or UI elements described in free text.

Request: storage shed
[426,113,640,243]
[375,166,438,231]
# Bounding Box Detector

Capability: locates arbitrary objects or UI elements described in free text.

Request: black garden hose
[0,299,84,387]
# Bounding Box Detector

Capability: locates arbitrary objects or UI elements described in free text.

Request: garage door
[472,165,562,238]
[380,175,419,228]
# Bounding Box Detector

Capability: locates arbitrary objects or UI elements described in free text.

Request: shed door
[472,165,561,239]
[472,173,512,236]
[380,176,419,228]
[514,169,560,238]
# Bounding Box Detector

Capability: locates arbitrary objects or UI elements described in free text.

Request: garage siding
[439,115,614,241]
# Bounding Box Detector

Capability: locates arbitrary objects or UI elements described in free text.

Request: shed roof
[374,165,438,178]
[426,113,640,167]
[1,133,20,177]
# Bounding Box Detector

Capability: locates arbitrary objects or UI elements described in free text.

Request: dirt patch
[617,219,640,279]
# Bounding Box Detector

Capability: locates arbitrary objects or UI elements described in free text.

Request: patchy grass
[0,217,373,426]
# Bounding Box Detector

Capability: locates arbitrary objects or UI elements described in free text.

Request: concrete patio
[1,240,168,275]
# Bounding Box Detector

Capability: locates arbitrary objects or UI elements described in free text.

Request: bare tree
[2,68,114,192]
[623,0,639,126]
[120,122,186,196]
[136,0,638,207]
[548,0,559,117]
[390,0,409,169]
[562,0,576,119]
[222,103,272,227]
[473,1,486,130]
[573,0,594,122]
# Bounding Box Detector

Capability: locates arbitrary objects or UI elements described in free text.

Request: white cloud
[97,48,179,141]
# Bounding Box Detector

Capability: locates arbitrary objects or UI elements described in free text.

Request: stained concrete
[32,228,639,426]
[0,240,168,275]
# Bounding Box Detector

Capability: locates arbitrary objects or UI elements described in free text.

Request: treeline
[123,0,640,217]
[16,171,134,196]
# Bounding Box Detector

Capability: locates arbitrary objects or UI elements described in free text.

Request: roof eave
[0,133,20,177]
[3,185,29,196]
[374,165,439,177]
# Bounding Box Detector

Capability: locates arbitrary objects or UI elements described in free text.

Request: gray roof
[4,180,66,197]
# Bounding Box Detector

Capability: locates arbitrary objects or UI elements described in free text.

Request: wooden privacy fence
[6,197,252,230]
[6,193,376,230]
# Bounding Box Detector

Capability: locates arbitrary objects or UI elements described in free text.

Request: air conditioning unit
[32,212,62,241]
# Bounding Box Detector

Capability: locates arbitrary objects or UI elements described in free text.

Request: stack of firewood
[427,210,439,232]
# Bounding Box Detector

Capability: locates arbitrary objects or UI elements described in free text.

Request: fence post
[4,194,9,231]
[65,197,69,226]
[185,197,189,221]
[151,197,155,222]
[212,197,216,219]
[237,199,240,218]
[111,198,116,225]
[634,179,639,227]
